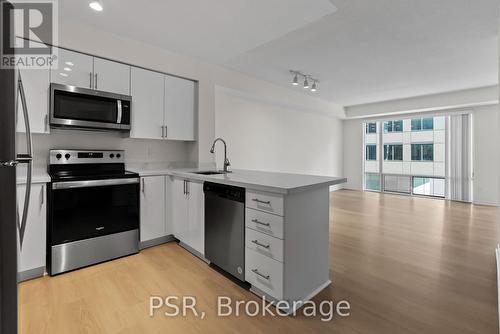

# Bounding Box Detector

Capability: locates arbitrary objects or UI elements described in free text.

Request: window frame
[411,143,434,161]
[411,118,434,131]
[365,122,377,134]
[365,144,377,161]
[384,143,403,161]
[384,120,403,133]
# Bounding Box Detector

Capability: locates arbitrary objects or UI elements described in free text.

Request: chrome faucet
[210,138,231,173]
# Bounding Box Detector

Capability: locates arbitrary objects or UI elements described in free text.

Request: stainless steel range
[47,149,139,275]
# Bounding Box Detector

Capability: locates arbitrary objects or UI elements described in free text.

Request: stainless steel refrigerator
[0,0,33,331]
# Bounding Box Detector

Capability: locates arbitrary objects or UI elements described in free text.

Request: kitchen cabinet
[50,48,93,88]
[140,176,167,242]
[93,57,130,95]
[130,67,165,139]
[171,177,204,255]
[50,48,131,96]
[164,75,196,141]
[17,67,50,134]
[17,183,47,280]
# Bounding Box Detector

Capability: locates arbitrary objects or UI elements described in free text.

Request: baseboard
[249,280,332,315]
[140,235,175,250]
[18,266,45,282]
[473,200,499,207]
[178,241,209,263]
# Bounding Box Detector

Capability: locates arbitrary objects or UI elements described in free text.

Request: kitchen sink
[192,170,226,175]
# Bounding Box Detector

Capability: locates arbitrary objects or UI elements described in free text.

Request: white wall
[343,106,499,206]
[51,20,344,170]
[473,105,499,206]
[214,87,343,177]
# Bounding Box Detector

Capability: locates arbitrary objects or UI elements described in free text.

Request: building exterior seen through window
[363,116,445,197]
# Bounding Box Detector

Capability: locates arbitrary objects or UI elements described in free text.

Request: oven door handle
[52,178,139,190]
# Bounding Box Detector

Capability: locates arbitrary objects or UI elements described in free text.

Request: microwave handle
[117,100,122,124]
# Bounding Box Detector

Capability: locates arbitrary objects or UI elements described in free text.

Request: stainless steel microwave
[50,83,132,132]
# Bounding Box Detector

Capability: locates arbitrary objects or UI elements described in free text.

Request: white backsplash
[17,129,197,169]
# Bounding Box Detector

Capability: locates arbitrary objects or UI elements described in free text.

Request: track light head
[303,77,309,89]
[311,81,317,92]
[292,73,298,86]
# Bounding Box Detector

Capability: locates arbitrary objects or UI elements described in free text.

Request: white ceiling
[60,0,499,106]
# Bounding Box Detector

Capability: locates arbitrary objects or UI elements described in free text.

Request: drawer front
[245,248,283,300]
[245,228,283,262]
[245,208,284,239]
[246,190,284,216]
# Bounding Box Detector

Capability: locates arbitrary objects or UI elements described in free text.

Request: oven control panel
[49,150,125,164]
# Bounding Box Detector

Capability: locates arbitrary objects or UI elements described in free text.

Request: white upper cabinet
[50,48,93,88]
[93,57,130,95]
[130,67,165,139]
[17,67,50,134]
[164,75,196,141]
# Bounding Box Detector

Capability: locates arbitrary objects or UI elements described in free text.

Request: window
[411,118,433,131]
[383,175,411,194]
[365,173,381,191]
[365,145,377,160]
[384,144,403,161]
[411,143,433,161]
[366,122,377,134]
[384,120,403,133]
[412,177,445,197]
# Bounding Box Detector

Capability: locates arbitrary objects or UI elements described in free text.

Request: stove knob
[65,153,71,160]
[116,153,121,159]
[56,153,62,160]
[109,153,115,158]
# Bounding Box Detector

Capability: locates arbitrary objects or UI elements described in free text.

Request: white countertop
[130,166,346,194]
[14,163,347,194]
[16,167,50,185]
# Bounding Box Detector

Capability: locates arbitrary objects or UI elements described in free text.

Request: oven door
[50,83,131,131]
[48,178,140,246]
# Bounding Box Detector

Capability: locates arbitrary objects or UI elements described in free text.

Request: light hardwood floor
[19,190,499,334]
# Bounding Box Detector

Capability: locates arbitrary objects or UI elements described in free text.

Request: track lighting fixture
[289,70,319,92]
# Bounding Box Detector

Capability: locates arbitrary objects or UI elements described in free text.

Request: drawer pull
[252,219,270,227]
[251,269,270,280]
[251,240,270,249]
[252,198,271,205]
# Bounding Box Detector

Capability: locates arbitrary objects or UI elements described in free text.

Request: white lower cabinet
[171,177,204,256]
[17,183,47,278]
[140,176,167,243]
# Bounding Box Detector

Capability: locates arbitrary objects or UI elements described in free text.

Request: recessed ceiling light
[59,73,68,77]
[65,61,74,66]
[63,67,72,71]
[89,0,103,12]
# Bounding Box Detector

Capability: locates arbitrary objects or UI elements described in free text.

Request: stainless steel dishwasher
[204,182,246,282]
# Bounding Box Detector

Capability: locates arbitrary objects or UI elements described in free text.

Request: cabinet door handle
[251,269,270,280]
[251,240,270,249]
[252,219,270,227]
[40,185,44,206]
[94,73,98,90]
[44,114,49,132]
[164,125,167,138]
[183,180,186,194]
[161,125,165,138]
[186,180,190,195]
[89,72,93,89]
[142,178,145,193]
[252,198,271,205]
